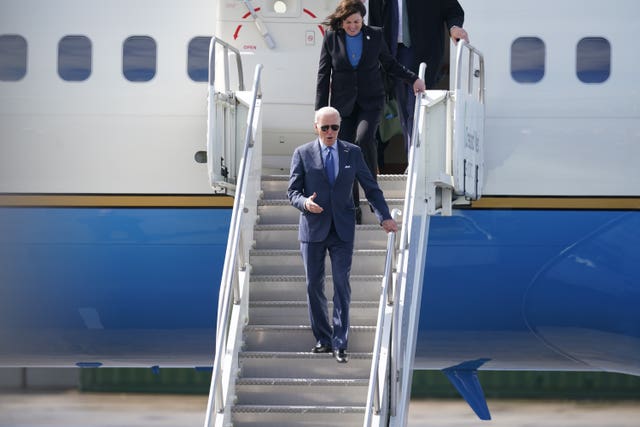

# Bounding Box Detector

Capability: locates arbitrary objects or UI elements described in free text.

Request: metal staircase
[227,175,405,427]
[201,38,409,426]
[203,35,485,427]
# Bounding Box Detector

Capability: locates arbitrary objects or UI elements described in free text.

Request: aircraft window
[188,36,211,82]
[58,35,92,81]
[576,37,610,83]
[123,36,156,82]
[0,34,27,81]
[511,37,545,83]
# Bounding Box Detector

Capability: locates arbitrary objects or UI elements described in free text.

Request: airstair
[203,37,485,427]
[226,174,406,426]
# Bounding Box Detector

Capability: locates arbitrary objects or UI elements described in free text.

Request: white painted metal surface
[459,0,640,196]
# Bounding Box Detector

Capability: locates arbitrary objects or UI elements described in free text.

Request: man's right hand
[304,192,324,213]
[381,218,398,233]
[450,26,469,44]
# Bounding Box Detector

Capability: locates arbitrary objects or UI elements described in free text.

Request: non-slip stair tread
[239,351,373,359]
[250,274,383,282]
[249,300,378,307]
[261,174,406,181]
[259,197,405,204]
[254,223,395,231]
[244,324,375,331]
[250,248,386,255]
[254,223,298,230]
[232,405,366,413]
[377,174,408,181]
[237,352,372,379]
[261,175,290,181]
[258,199,291,206]
[236,378,369,386]
[248,279,383,302]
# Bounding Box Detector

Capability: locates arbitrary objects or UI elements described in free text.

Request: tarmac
[0,391,639,427]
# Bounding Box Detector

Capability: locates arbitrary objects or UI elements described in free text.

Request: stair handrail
[204,63,263,427]
[207,37,245,190]
[208,36,245,92]
[363,208,401,427]
[453,40,485,103]
[375,62,427,424]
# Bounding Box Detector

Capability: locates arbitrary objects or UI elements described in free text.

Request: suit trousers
[395,44,417,153]
[339,103,381,207]
[300,225,354,350]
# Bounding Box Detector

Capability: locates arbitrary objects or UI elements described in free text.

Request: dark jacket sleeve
[443,0,465,30]
[354,149,391,223]
[315,31,332,110]
[376,31,418,85]
[287,147,307,212]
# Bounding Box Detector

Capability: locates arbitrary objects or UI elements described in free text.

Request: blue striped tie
[325,146,335,186]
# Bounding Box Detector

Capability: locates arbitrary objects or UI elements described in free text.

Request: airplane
[0,0,638,425]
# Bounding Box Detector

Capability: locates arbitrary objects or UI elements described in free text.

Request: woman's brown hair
[323,0,367,31]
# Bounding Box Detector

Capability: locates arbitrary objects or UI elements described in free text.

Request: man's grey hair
[314,106,341,124]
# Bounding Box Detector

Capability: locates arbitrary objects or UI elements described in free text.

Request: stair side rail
[452,40,485,201]
[207,37,245,193]
[421,40,485,216]
[364,208,401,427]
[388,61,443,426]
[204,63,264,427]
[388,43,486,427]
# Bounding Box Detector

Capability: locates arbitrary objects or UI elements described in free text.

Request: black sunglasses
[319,124,340,132]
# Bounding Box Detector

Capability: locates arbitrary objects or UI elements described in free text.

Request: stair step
[243,325,375,352]
[250,275,383,301]
[235,378,369,406]
[253,224,395,249]
[257,198,404,225]
[249,249,387,276]
[261,174,407,200]
[239,351,372,378]
[232,405,364,427]
[249,301,378,326]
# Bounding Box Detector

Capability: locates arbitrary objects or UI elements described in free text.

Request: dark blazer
[315,26,418,117]
[368,0,464,86]
[288,138,391,243]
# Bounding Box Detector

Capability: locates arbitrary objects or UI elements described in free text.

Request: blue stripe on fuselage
[0,207,231,366]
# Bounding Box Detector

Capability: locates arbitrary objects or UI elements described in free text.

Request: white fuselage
[1,0,638,196]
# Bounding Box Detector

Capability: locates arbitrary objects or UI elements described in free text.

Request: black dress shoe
[311,342,332,353]
[334,349,348,363]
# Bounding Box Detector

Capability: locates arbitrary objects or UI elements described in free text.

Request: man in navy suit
[288,106,398,363]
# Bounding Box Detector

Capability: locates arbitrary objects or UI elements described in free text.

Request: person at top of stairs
[287,106,398,364]
[315,0,424,224]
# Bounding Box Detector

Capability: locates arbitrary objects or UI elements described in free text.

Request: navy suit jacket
[288,138,391,243]
[315,26,418,117]
[368,0,464,86]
